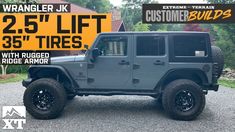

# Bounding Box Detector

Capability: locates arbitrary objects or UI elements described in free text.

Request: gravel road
[0,82,235,132]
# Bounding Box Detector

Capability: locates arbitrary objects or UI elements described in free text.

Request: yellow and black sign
[0,13,112,50]
[143,4,235,23]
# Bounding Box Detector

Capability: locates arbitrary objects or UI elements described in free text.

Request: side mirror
[91,48,100,62]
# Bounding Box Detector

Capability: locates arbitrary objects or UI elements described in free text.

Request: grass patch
[0,74,27,84]
[219,79,235,88]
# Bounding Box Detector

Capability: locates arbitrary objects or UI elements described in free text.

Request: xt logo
[2,106,26,129]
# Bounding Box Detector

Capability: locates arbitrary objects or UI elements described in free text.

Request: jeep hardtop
[22,31,224,120]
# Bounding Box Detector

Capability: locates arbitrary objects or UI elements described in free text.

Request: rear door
[132,34,168,90]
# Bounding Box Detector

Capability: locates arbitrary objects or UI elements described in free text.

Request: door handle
[118,60,129,65]
[154,60,165,65]
[133,64,140,69]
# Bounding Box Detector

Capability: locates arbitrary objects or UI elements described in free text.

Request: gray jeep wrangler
[22,31,224,120]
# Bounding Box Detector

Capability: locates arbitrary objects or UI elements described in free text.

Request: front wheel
[23,78,67,119]
[67,94,76,100]
[162,79,205,120]
[150,95,162,105]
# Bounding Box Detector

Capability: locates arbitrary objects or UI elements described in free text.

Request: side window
[96,36,127,56]
[174,36,207,57]
[136,36,165,56]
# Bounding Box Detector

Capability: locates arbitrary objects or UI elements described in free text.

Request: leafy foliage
[207,0,235,3]
[134,22,150,31]
[121,0,156,31]
[207,0,235,68]
[67,0,112,13]
[0,0,37,3]
[121,0,184,31]
[212,25,235,68]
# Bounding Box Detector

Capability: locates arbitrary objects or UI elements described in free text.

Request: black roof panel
[99,31,209,35]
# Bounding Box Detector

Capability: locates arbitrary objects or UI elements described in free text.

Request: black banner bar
[142,4,235,23]
[0,3,71,13]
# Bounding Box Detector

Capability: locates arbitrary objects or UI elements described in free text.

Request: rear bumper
[22,78,33,87]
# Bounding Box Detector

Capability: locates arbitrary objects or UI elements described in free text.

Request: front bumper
[22,78,33,87]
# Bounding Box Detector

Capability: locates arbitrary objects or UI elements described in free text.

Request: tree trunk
[1,65,8,75]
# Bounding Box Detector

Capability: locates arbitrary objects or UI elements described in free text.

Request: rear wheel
[23,78,66,119]
[162,79,205,120]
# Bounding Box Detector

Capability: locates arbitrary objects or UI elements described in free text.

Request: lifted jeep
[22,32,224,120]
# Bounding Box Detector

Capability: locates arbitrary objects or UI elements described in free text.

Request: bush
[0,65,29,74]
[213,25,235,69]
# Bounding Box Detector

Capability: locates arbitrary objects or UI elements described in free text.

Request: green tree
[67,0,112,13]
[134,21,150,31]
[121,0,156,31]
[207,0,235,68]
[67,0,87,7]
[212,25,235,68]
[1,0,37,3]
[121,0,183,31]
[86,0,112,13]
[207,0,234,3]
[150,24,184,31]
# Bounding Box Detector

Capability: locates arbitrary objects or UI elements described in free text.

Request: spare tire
[211,46,224,78]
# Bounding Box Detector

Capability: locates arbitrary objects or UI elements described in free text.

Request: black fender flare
[27,65,78,92]
[156,68,209,92]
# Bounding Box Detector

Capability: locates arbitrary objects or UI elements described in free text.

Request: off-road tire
[211,46,224,78]
[162,79,205,121]
[23,78,67,119]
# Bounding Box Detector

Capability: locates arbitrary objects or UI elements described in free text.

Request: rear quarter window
[174,35,207,57]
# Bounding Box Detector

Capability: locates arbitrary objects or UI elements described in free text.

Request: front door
[132,34,168,90]
[87,35,132,89]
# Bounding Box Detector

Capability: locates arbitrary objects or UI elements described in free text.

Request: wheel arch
[27,65,78,93]
[156,68,208,92]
